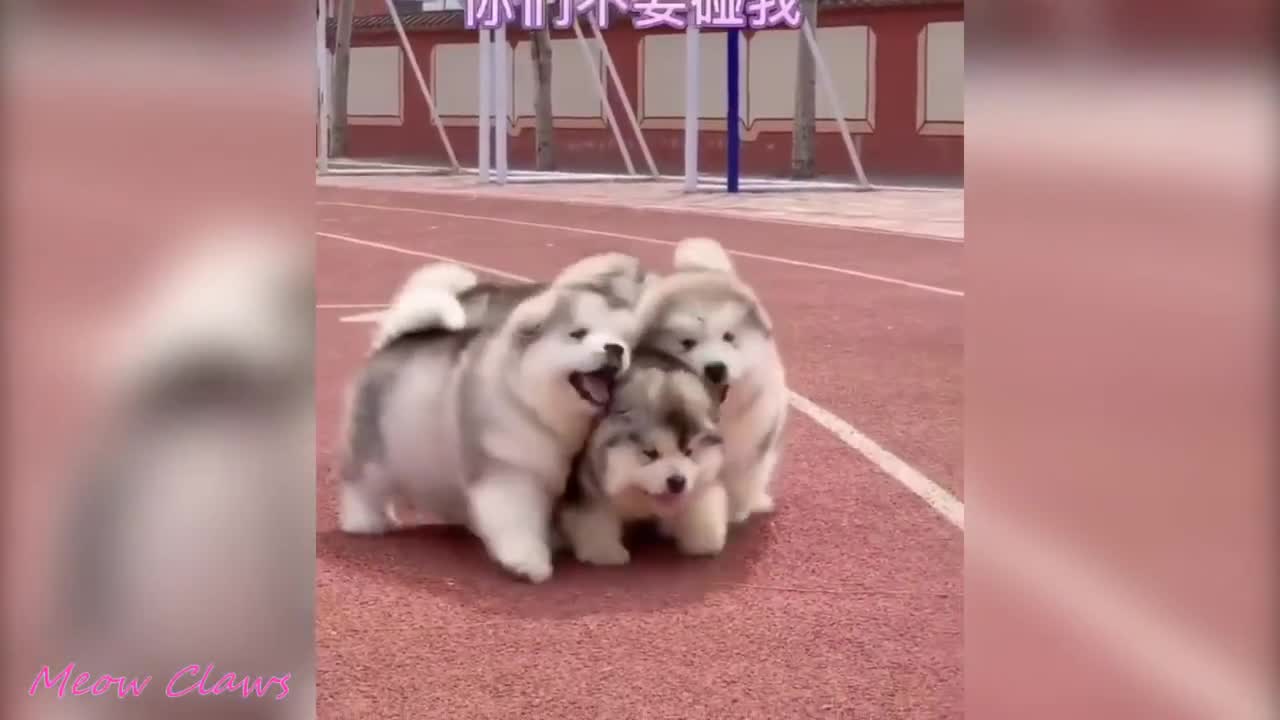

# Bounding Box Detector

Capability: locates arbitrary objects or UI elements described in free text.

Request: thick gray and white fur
[635,237,788,523]
[337,253,647,583]
[558,348,729,565]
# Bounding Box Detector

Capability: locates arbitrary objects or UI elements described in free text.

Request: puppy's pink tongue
[582,376,610,405]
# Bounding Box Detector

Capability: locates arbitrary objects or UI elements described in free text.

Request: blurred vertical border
[3,1,316,719]
[966,0,1276,718]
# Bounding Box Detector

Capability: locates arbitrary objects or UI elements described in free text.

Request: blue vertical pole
[726,29,740,193]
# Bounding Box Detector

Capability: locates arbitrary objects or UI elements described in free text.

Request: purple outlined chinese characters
[632,0,687,30]
[742,0,801,28]
[518,0,547,28]
[466,0,516,29]
[465,0,803,30]
[692,0,745,28]
[551,0,632,29]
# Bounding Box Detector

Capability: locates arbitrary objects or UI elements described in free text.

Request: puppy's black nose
[704,362,727,384]
[666,475,687,493]
[600,343,625,374]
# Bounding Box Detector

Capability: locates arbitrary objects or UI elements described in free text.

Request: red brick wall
[324,0,395,18]
[355,0,392,16]
[341,5,963,181]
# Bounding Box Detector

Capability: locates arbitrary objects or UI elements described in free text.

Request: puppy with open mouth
[337,254,646,583]
[557,349,729,565]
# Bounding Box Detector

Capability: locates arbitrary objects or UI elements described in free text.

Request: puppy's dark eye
[642,448,659,461]
[569,328,588,340]
[680,338,697,351]
[722,332,736,343]
[681,446,694,457]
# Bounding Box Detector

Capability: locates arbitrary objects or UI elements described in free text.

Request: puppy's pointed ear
[507,290,559,344]
[553,252,639,285]
[746,302,774,337]
[634,275,679,335]
[553,253,654,310]
[674,237,736,275]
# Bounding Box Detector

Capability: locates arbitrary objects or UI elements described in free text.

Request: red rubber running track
[315,186,963,719]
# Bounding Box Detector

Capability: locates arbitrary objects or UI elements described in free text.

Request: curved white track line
[316,200,964,297]
[315,184,965,243]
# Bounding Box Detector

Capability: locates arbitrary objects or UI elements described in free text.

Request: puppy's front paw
[676,522,727,556]
[676,485,729,556]
[338,484,391,535]
[492,542,553,583]
[574,541,631,566]
[747,492,776,515]
[729,490,775,524]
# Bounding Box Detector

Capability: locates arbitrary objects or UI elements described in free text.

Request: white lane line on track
[317,231,527,281]
[316,229,963,528]
[317,303,389,322]
[339,310,386,323]
[788,393,962,527]
[316,200,964,298]
[317,186,965,244]
[318,228,1276,719]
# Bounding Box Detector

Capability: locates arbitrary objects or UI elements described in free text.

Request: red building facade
[329,0,963,182]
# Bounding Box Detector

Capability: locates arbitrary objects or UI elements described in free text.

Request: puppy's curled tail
[674,236,736,274]
[372,262,477,352]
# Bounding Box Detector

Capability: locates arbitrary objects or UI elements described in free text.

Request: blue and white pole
[683,20,699,192]
[726,28,740,193]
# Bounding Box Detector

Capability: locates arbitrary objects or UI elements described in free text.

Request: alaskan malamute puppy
[558,349,729,565]
[635,238,788,523]
[337,255,645,583]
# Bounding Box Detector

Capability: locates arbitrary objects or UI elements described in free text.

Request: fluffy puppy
[338,253,646,583]
[635,237,788,523]
[557,349,728,565]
